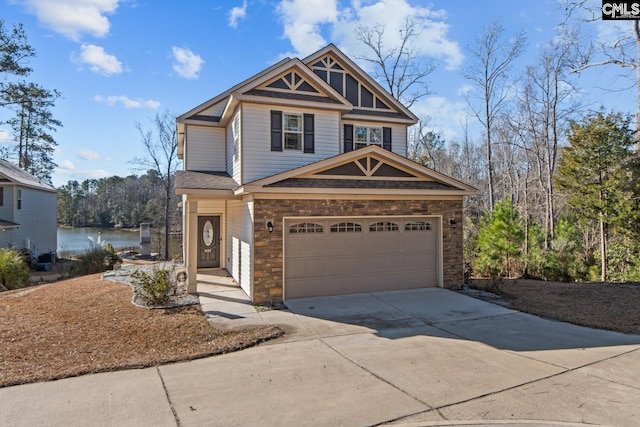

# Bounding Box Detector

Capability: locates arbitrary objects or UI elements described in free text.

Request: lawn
[0,274,283,388]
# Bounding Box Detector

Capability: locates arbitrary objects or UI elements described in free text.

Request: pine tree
[555,110,635,282]
[475,198,525,279]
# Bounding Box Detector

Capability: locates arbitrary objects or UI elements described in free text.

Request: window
[405,221,431,231]
[271,110,314,153]
[232,112,240,161]
[330,222,362,233]
[17,189,21,210]
[289,223,324,234]
[354,126,382,149]
[370,221,399,232]
[0,187,3,207]
[284,113,302,150]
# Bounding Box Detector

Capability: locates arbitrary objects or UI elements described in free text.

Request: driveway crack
[156,366,182,427]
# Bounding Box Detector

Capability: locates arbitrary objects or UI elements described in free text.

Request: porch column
[186,199,198,294]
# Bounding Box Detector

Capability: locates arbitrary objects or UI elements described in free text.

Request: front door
[198,216,220,268]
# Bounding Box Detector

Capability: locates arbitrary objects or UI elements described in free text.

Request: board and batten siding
[226,108,242,184]
[185,125,226,172]
[9,187,57,256]
[241,103,340,184]
[226,199,253,297]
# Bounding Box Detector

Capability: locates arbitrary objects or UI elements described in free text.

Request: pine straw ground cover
[0,274,283,388]
[470,279,640,335]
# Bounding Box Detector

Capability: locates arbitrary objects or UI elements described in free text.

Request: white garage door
[284,216,441,299]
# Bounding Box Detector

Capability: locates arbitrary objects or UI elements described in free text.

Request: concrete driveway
[2,286,640,427]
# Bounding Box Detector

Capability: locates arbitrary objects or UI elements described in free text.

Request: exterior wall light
[449,218,457,229]
[267,221,274,233]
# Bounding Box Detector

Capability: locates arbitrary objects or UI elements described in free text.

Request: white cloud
[94,95,161,109]
[275,0,463,69]
[76,44,123,75]
[17,0,120,41]
[171,47,204,79]
[229,0,248,28]
[54,161,112,186]
[79,149,109,161]
[0,128,13,145]
[276,0,339,56]
[411,96,472,143]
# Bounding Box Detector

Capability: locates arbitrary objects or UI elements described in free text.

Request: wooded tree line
[392,13,640,283]
[56,171,180,232]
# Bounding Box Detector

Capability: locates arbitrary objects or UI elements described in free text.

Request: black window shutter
[344,124,354,152]
[303,113,314,153]
[383,127,392,151]
[271,110,282,152]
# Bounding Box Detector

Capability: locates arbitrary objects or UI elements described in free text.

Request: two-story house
[176,44,475,303]
[0,159,57,258]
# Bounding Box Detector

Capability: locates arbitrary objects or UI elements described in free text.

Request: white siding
[7,186,57,256]
[241,103,340,183]
[226,199,253,297]
[226,108,242,184]
[185,126,226,171]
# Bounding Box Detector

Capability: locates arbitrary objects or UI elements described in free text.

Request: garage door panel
[284,216,440,299]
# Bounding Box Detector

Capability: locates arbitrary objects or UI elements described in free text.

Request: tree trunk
[600,217,607,282]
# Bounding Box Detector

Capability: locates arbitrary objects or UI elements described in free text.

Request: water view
[57,227,141,257]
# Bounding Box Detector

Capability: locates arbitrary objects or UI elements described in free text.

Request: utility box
[140,223,151,258]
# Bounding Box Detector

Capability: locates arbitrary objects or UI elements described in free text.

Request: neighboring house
[0,159,57,258]
[176,44,476,303]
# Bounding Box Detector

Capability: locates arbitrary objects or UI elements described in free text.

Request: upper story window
[232,112,240,160]
[284,113,303,150]
[0,187,3,207]
[271,110,314,154]
[17,189,21,210]
[355,126,382,149]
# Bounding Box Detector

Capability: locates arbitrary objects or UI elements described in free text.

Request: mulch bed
[0,275,283,388]
[469,279,640,335]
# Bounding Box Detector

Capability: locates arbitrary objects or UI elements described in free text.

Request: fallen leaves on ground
[0,274,283,388]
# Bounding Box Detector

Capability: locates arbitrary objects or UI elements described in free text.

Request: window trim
[283,113,303,150]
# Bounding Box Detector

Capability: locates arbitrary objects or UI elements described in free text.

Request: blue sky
[1,0,636,187]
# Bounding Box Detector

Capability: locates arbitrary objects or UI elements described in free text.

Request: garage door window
[330,222,362,232]
[369,221,399,232]
[405,221,431,231]
[289,222,324,234]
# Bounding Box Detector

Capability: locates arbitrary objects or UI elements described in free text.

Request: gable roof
[177,44,420,129]
[0,159,56,193]
[238,145,477,197]
[302,44,418,124]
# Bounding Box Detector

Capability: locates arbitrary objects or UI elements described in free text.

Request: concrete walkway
[2,271,640,426]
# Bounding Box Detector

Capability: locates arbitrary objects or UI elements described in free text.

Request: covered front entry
[197,216,220,268]
[283,216,441,299]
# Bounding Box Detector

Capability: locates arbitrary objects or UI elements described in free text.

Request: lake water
[57,227,141,256]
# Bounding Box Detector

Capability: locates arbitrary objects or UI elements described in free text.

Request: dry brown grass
[0,274,283,388]
[471,279,640,335]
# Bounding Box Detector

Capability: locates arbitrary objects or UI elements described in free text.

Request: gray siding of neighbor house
[1,186,57,256]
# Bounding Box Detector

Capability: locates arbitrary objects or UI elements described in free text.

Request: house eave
[234,93,352,112]
[235,186,474,197]
[175,188,237,198]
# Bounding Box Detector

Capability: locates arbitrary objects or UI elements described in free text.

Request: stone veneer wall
[252,198,463,303]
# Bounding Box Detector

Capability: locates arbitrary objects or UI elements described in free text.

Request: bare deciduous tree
[463,20,526,210]
[564,0,640,145]
[131,110,181,260]
[356,16,437,108]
